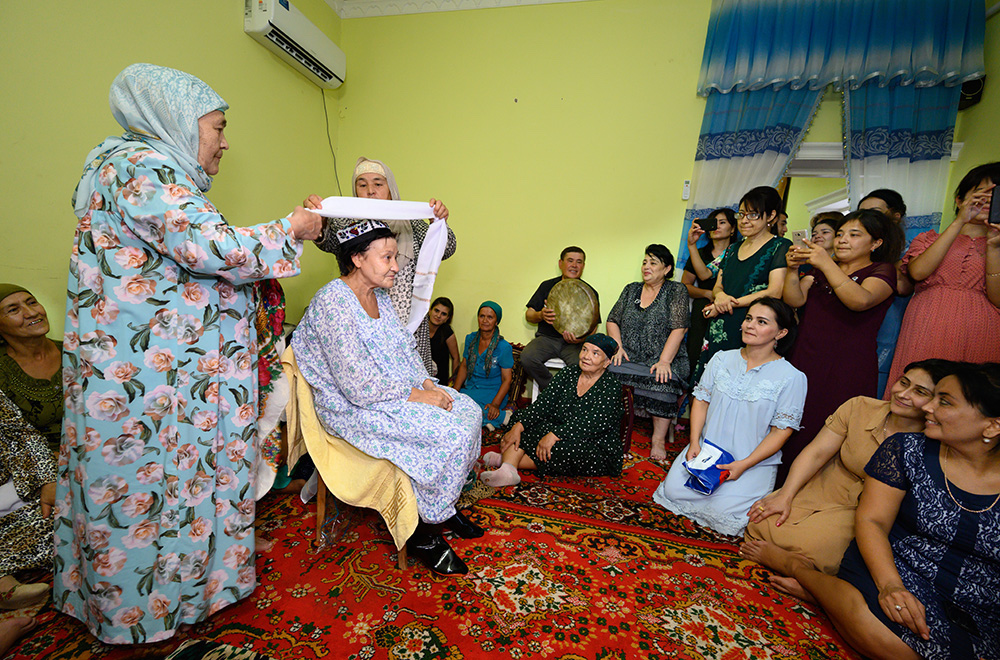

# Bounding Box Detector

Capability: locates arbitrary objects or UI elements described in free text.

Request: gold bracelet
[987,271,1000,278]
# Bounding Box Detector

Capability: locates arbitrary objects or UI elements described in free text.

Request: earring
[985,438,992,444]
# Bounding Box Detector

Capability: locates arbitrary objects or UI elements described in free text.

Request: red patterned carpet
[9,424,858,659]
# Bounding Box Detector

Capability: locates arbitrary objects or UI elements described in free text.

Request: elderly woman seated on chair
[480,334,624,487]
[292,220,484,576]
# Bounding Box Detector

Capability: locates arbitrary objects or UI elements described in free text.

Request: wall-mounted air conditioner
[244,0,346,89]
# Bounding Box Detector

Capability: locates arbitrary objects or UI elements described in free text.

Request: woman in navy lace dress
[772,362,1000,660]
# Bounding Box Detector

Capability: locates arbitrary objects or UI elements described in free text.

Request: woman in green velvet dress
[0,284,62,455]
[480,334,624,487]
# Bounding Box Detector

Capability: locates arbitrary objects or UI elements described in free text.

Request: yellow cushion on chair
[281,347,419,553]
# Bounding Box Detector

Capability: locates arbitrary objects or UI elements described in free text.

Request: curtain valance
[697,0,985,96]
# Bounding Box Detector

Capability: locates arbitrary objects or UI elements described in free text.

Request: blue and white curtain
[845,84,962,243]
[678,87,822,267]
[681,0,986,265]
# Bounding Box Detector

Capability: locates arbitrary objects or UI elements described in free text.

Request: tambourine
[548,279,599,337]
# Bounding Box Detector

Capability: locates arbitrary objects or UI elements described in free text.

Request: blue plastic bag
[682,438,734,495]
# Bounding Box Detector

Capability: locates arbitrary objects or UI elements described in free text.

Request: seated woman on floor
[652,298,807,537]
[606,244,690,461]
[453,301,514,430]
[480,334,624,487]
[427,297,460,385]
[292,220,484,576]
[0,390,55,614]
[0,284,62,455]
[772,362,1000,660]
[741,359,955,590]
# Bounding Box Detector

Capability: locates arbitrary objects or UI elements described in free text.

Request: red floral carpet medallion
[9,426,857,659]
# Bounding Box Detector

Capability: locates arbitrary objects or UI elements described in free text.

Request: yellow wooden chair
[281,347,418,569]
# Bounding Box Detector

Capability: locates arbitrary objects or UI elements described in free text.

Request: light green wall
[0,0,342,338]
[4,1,995,346]
[334,0,711,342]
[947,11,1000,225]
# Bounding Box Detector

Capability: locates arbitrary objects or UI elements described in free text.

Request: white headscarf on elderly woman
[71,63,228,219]
[352,157,416,271]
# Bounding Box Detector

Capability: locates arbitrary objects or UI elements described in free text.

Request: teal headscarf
[479,300,502,323]
[73,63,229,218]
[465,301,504,378]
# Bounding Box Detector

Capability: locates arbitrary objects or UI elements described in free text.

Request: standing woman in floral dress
[55,63,321,645]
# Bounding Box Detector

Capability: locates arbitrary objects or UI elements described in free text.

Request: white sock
[481,463,521,487]
[482,451,503,468]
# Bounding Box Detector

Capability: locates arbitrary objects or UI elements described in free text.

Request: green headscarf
[0,284,29,306]
[584,333,618,360]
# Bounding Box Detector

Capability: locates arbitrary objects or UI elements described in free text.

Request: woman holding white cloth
[306,158,455,376]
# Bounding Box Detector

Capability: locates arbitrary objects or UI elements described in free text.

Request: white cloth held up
[316,196,449,333]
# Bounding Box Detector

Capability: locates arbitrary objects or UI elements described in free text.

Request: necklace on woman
[941,446,1000,514]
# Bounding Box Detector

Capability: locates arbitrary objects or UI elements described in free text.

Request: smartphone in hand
[696,215,718,233]
[791,229,809,249]
[989,185,1000,226]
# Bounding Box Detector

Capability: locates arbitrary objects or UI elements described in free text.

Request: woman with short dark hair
[0,285,62,454]
[607,244,690,460]
[696,187,792,383]
[743,359,955,591]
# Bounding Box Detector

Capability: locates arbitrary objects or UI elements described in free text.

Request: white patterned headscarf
[72,63,228,219]
[351,157,415,268]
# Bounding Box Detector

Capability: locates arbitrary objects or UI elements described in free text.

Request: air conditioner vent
[264,25,342,84]
[245,0,346,89]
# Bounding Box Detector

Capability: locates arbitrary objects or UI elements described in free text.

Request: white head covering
[72,63,228,218]
[352,157,414,268]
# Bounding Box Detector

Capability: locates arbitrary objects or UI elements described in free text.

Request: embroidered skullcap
[478,301,502,323]
[0,284,30,306]
[335,220,395,252]
[584,333,618,360]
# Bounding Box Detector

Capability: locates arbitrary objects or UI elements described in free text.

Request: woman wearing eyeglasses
[693,187,791,383]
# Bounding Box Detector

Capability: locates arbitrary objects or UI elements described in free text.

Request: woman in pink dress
[886,162,1000,390]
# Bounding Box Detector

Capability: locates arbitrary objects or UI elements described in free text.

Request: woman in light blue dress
[653,298,806,537]
[56,64,323,644]
[454,301,514,428]
[293,220,483,576]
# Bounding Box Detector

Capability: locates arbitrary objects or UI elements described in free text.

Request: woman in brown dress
[740,359,954,599]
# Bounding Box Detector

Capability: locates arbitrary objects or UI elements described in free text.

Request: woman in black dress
[607,244,690,460]
[479,334,624,487]
[683,208,736,368]
[427,296,458,385]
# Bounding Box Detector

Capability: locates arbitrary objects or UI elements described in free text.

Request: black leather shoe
[444,510,485,539]
[408,533,468,576]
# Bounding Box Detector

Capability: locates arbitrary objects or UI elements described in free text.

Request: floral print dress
[292,279,481,524]
[54,144,303,644]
